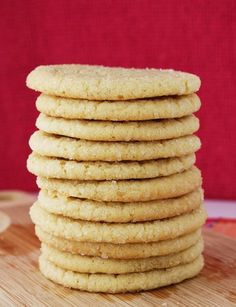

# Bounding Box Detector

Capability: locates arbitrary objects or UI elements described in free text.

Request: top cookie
[26,65,201,100]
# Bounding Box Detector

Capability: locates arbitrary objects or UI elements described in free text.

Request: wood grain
[0,203,236,307]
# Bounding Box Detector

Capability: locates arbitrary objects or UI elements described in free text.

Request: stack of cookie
[26,65,207,293]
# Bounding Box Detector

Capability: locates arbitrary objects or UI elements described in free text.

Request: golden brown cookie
[35,226,202,259]
[36,113,199,141]
[29,131,201,161]
[28,152,195,181]
[39,254,204,293]
[37,188,202,223]
[26,64,201,100]
[36,93,201,121]
[30,203,207,244]
[41,238,203,274]
[36,166,202,202]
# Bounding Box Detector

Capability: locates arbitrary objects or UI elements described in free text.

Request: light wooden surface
[0,197,236,307]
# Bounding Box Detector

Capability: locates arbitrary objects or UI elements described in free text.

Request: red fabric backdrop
[0,0,235,199]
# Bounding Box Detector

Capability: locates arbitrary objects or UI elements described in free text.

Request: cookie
[41,238,203,274]
[30,204,207,244]
[36,113,199,142]
[26,65,201,100]
[36,93,201,121]
[28,152,195,181]
[30,131,201,162]
[35,226,202,259]
[37,188,202,223]
[36,166,202,202]
[39,254,204,293]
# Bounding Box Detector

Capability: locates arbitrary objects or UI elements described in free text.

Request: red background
[0,0,235,199]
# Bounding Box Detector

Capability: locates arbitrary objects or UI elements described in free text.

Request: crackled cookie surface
[27,64,201,100]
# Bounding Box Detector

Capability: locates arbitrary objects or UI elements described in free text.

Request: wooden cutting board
[0,202,236,307]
